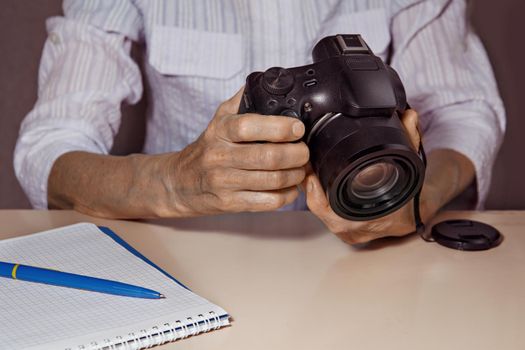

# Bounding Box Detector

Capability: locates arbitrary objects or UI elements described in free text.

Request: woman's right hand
[161,88,310,217]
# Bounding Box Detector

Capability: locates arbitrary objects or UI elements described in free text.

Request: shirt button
[49,33,60,44]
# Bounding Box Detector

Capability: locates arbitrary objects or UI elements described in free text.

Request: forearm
[47,151,180,219]
[420,149,476,221]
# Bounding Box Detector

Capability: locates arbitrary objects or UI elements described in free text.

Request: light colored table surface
[1,210,524,350]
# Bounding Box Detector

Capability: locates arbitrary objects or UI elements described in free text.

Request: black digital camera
[239,34,425,221]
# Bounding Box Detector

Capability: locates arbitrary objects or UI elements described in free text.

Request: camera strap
[413,141,427,235]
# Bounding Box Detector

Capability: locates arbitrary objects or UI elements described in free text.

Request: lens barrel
[307,113,425,221]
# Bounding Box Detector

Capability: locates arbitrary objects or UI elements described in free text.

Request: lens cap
[430,220,503,251]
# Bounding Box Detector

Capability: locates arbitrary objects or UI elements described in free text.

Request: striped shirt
[14,0,505,210]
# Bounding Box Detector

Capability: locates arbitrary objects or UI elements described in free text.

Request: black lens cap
[431,219,503,251]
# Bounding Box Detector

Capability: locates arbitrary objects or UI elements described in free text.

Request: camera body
[239,34,425,221]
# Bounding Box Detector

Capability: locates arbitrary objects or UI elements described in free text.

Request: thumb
[400,109,421,150]
[304,173,331,214]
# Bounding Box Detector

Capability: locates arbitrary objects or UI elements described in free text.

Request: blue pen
[0,261,165,299]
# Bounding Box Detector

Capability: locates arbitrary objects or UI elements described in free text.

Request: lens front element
[337,156,415,220]
[350,162,399,200]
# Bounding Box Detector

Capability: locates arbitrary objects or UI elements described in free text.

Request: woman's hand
[159,88,310,216]
[303,109,476,244]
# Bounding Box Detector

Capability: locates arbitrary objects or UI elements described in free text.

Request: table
[1,210,524,350]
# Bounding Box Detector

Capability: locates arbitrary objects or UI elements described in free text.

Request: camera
[238,34,425,221]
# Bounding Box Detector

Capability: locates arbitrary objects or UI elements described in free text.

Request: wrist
[154,151,199,218]
[415,150,476,225]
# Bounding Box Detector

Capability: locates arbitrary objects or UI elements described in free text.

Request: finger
[216,186,300,212]
[228,142,309,170]
[242,187,300,211]
[220,113,305,143]
[304,173,365,240]
[205,167,306,191]
[304,173,333,218]
[216,87,245,116]
[400,109,421,150]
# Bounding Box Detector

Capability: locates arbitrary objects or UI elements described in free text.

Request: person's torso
[135,0,394,154]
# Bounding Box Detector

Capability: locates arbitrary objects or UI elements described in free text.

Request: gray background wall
[1,0,523,209]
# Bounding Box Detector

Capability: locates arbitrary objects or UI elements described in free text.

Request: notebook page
[0,223,229,350]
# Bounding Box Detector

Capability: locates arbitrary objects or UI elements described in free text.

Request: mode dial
[262,67,295,95]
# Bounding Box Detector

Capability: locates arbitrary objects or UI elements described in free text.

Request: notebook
[0,223,230,350]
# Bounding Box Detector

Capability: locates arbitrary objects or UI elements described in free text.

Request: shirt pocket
[316,8,391,57]
[148,25,244,79]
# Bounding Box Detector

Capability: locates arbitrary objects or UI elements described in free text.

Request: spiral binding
[65,311,226,350]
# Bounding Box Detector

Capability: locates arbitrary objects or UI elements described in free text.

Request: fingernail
[292,122,304,137]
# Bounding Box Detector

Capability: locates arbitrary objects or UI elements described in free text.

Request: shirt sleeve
[14,0,144,209]
[389,0,506,209]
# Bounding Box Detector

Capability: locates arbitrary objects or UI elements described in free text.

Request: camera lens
[349,162,399,200]
[338,157,412,215]
[307,113,425,221]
